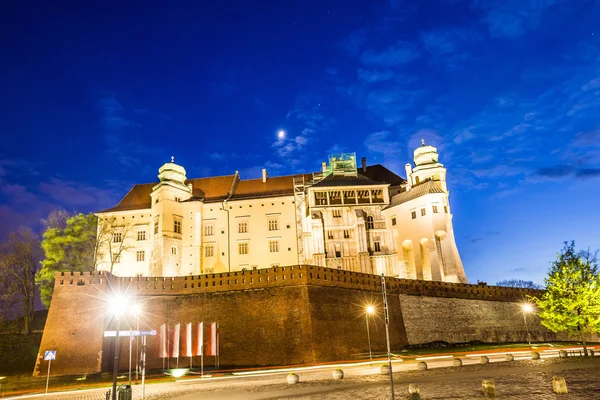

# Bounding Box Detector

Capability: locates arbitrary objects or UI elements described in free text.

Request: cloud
[39,177,120,209]
[343,29,369,56]
[361,41,420,67]
[98,96,141,130]
[473,0,558,39]
[357,69,395,83]
[364,130,406,174]
[419,28,478,68]
[535,165,574,179]
[575,168,600,179]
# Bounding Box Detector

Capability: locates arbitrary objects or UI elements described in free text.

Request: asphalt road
[4,349,594,400]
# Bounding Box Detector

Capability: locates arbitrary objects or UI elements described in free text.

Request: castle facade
[96,142,466,283]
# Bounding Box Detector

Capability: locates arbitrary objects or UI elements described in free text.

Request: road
[5,349,598,400]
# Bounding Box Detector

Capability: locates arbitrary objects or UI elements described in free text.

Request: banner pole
[45,359,51,394]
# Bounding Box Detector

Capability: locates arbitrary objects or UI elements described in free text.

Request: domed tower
[409,139,447,191]
[384,140,467,283]
[150,157,193,276]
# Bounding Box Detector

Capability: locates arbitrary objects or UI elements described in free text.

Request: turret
[410,140,447,191]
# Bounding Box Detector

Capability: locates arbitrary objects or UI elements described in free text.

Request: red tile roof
[97,165,403,213]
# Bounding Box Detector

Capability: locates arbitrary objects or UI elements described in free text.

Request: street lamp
[365,305,375,363]
[109,293,129,400]
[522,303,533,348]
[129,303,142,386]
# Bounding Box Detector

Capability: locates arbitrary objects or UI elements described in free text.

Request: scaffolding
[293,175,306,265]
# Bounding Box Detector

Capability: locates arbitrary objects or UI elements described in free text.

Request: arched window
[366,215,374,230]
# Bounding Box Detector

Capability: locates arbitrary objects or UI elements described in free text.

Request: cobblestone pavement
[7,358,600,400]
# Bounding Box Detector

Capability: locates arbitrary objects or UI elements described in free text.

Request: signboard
[104,330,157,337]
[44,350,56,361]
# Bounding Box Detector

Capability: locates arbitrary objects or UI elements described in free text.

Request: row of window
[204,240,283,257]
[411,205,448,219]
[205,219,282,236]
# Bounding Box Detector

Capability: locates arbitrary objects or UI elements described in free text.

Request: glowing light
[522,303,533,313]
[108,293,129,317]
[169,368,189,378]
[130,303,142,316]
[277,130,285,139]
[366,305,375,314]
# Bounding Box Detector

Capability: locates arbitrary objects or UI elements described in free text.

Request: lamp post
[365,305,375,363]
[109,294,128,400]
[522,303,533,348]
[128,303,141,386]
[380,275,395,400]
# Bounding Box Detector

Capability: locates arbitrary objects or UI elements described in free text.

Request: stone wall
[34,267,589,376]
[398,294,599,345]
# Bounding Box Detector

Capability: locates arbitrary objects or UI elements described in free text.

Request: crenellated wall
[34,267,580,377]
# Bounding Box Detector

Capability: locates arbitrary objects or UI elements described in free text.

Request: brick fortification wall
[34,266,585,376]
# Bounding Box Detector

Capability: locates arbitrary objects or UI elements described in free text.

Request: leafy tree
[37,211,98,308]
[532,242,600,356]
[95,216,136,274]
[0,228,42,334]
[496,279,543,289]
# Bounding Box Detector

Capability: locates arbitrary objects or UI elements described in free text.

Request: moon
[277,130,285,139]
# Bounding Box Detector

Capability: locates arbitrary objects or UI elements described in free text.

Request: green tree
[36,211,98,308]
[532,242,600,356]
[0,228,42,334]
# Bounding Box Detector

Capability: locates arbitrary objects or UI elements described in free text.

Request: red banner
[184,322,192,357]
[194,322,204,356]
[206,322,218,356]
[159,323,168,358]
[172,323,180,358]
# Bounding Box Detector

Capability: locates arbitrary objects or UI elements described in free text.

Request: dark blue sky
[2,0,600,284]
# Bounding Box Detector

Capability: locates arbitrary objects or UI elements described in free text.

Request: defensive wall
[34,266,589,376]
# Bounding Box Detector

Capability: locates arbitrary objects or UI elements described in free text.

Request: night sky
[1,0,600,285]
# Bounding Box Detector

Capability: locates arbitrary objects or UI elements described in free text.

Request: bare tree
[95,216,136,274]
[0,228,42,334]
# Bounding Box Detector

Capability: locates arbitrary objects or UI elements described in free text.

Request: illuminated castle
[96,142,467,283]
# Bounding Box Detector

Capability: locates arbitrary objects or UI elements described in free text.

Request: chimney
[262,168,268,183]
[322,161,327,173]
[361,157,367,172]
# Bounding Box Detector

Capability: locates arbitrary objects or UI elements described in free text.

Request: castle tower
[383,141,467,283]
[150,157,194,277]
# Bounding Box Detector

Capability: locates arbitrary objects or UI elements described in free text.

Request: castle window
[411,211,417,219]
[175,197,181,202]
[174,220,182,234]
[137,230,146,241]
[391,217,397,226]
[205,225,214,236]
[268,218,279,231]
[335,243,341,258]
[343,230,350,239]
[269,240,279,253]
[444,205,449,213]
[172,246,177,256]
[371,189,384,203]
[136,250,145,262]
[238,242,248,255]
[329,191,342,205]
[433,205,439,213]
[314,191,328,205]
[366,216,374,230]
[205,245,214,257]
[343,190,357,204]
[327,231,333,240]
[332,209,342,218]
[421,208,426,217]
[112,253,120,264]
[113,232,122,243]
[154,220,159,234]
[374,240,381,252]
[238,222,248,234]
